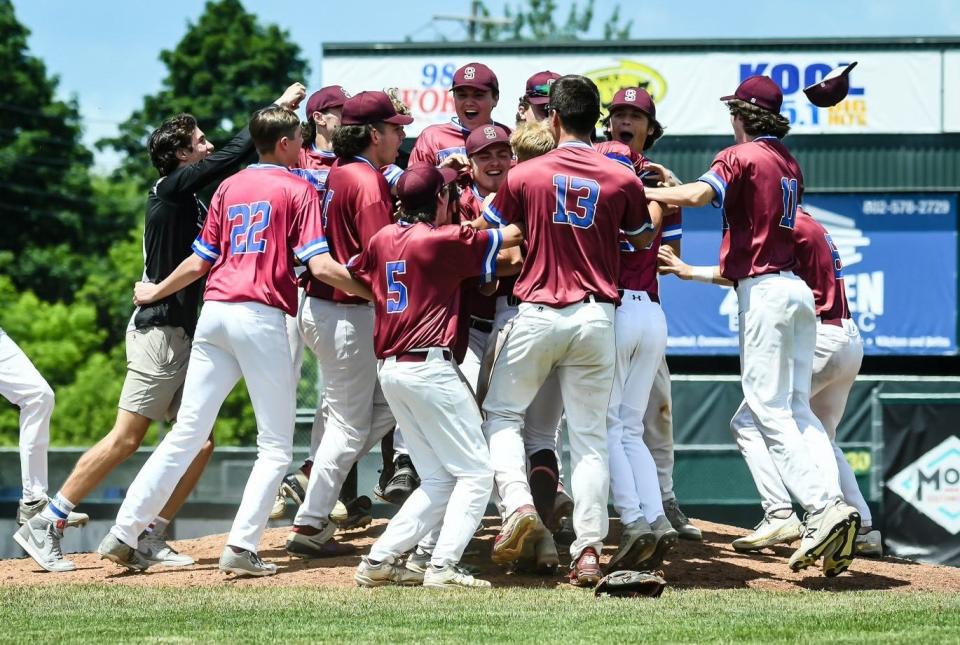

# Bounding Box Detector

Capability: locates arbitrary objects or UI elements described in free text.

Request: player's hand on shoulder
[275,82,307,110]
[645,162,680,188]
[439,153,470,173]
[133,281,161,306]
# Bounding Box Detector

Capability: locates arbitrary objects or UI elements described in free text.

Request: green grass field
[1,585,958,643]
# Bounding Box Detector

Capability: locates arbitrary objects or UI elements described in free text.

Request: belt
[507,295,521,307]
[733,270,788,289]
[819,317,844,327]
[394,349,452,363]
[617,289,660,304]
[470,317,494,334]
[581,293,618,306]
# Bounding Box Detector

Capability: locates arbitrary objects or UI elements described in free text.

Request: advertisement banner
[945,51,960,132]
[660,193,958,356]
[323,51,943,135]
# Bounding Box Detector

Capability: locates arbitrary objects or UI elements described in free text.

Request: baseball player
[285,91,411,559]
[96,105,369,577]
[516,70,561,124]
[4,329,90,570]
[644,75,860,577]
[14,84,306,573]
[409,62,508,167]
[600,87,701,542]
[658,207,881,559]
[474,75,658,587]
[350,164,521,589]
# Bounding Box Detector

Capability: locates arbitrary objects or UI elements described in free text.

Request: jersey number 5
[552,175,600,229]
[228,201,271,254]
[386,261,408,314]
[779,177,799,230]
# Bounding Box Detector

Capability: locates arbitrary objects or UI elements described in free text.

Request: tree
[0,0,104,301]
[100,0,309,190]
[477,0,632,41]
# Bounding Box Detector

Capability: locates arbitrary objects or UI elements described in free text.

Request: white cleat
[137,531,194,567]
[424,563,492,589]
[219,547,277,577]
[855,529,883,558]
[732,512,803,552]
[355,556,423,588]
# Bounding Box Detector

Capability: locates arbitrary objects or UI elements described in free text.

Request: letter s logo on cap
[484,126,496,139]
[464,66,476,80]
[625,89,637,102]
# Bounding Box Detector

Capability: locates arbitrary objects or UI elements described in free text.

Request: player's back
[792,209,850,321]
[199,164,321,316]
[504,142,648,306]
[709,136,803,281]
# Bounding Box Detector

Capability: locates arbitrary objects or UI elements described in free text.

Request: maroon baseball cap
[803,62,858,108]
[397,164,459,211]
[340,91,414,126]
[466,125,511,156]
[452,62,499,93]
[305,85,350,117]
[608,87,657,121]
[720,75,783,113]
[524,71,561,105]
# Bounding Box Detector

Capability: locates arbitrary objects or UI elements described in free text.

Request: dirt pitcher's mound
[2,518,959,592]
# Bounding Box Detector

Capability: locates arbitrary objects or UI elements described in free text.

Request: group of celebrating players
[7,59,882,589]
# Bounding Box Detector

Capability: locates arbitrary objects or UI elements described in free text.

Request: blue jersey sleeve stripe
[191,242,218,263]
[382,164,403,186]
[661,224,683,240]
[698,171,726,208]
[482,203,505,227]
[295,239,330,263]
[481,229,503,284]
[294,237,328,256]
[193,237,220,257]
[603,152,634,171]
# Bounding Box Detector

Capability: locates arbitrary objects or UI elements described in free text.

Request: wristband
[690,266,715,283]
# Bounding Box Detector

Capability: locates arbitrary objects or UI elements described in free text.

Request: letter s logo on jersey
[739,60,867,130]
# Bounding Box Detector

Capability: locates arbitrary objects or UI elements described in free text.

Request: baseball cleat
[137,531,194,567]
[285,521,355,559]
[855,529,883,558]
[514,521,560,574]
[219,547,277,577]
[269,490,286,520]
[381,454,420,505]
[424,564,491,589]
[636,515,678,571]
[280,469,309,506]
[13,516,76,573]
[404,546,432,574]
[663,498,702,541]
[17,497,89,529]
[329,500,349,524]
[355,556,423,587]
[97,533,151,572]
[552,489,574,528]
[568,546,602,588]
[334,496,373,531]
[821,515,860,577]
[607,517,656,573]
[492,504,539,565]
[552,515,576,549]
[732,511,803,552]
[788,501,860,573]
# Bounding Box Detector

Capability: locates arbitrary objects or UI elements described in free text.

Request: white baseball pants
[736,272,842,513]
[483,300,615,559]
[288,290,327,461]
[732,318,870,522]
[111,301,295,552]
[643,357,676,501]
[294,297,394,528]
[0,330,54,503]
[369,349,493,567]
[607,291,668,525]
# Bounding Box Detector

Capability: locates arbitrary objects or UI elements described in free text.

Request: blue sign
[661,193,958,355]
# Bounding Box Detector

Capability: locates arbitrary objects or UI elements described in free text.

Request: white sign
[887,435,960,534]
[944,51,960,132]
[323,51,944,136]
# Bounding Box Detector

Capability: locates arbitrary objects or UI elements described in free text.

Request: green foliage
[99,0,309,191]
[479,0,631,41]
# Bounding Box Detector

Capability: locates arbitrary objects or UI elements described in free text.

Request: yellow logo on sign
[585,59,668,105]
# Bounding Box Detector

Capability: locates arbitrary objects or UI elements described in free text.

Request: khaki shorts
[118,326,191,422]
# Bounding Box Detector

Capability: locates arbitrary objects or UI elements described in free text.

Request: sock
[528,449,559,523]
[300,459,313,478]
[148,516,170,535]
[40,492,75,522]
[339,463,358,503]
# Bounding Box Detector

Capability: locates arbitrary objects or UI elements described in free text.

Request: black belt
[506,295,521,307]
[394,349,452,363]
[470,317,494,334]
[617,289,660,304]
[733,270,788,289]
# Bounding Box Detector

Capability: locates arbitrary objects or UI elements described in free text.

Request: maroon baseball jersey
[301,156,394,303]
[460,185,498,320]
[291,145,336,195]
[348,222,504,358]
[410,120,511,166]
[792,209,850,321]
[698,136,803,282]
[192,164,328,317]
[483,141,651,306]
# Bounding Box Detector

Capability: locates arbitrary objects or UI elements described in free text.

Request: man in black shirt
[14,83,306,574]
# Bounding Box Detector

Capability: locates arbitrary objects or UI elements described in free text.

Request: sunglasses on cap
[528,83,552,98]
